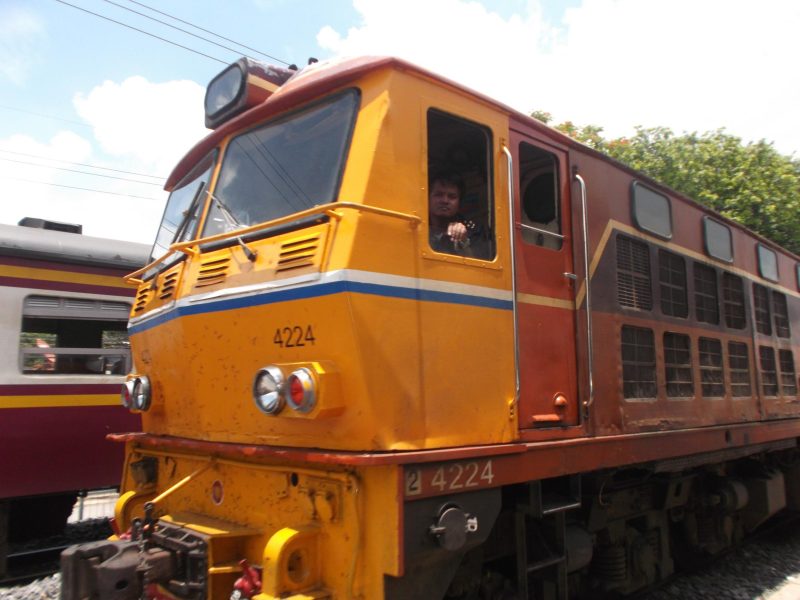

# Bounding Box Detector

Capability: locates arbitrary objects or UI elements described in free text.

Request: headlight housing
[253,365,285,414]
[122,376,151,411]
[132,376,152,411]
[286,368,316,414]
[120,379,135,409]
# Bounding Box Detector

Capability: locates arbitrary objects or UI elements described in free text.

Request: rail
[501,146,520,404]
[518,222,565,240]
[19,347,131,375]
[125,201,422,284]
[574,172,594,417]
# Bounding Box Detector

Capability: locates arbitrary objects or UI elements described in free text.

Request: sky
[1,0,798,245]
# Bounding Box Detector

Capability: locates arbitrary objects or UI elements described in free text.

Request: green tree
[531,111,607,151]
[531,111,800,254]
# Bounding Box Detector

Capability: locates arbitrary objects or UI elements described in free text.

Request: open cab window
[427,109,495,260]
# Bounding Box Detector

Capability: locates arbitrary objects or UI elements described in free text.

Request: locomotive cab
[123,56,535,453]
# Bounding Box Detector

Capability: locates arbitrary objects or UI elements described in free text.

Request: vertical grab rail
[574,172,594,417]
[501,146,520,404]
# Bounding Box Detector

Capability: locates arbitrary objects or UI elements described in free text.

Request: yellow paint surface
[0,264,132,289]
[0,394,120,409]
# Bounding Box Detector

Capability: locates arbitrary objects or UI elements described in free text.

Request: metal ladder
[514,476,581,599]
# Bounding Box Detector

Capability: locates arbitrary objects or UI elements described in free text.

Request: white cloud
[318,0,800,156]
[1,76,208,244]
[73,76,208,176]
[0,131,165,244]
[0,7,46,85]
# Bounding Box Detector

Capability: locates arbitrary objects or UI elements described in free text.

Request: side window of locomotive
[631,181,672,239]
[757,244,778,282]
[426,110,494,260]
[19,296,132,375]
[703,217,733,263]
[518,142,562,250]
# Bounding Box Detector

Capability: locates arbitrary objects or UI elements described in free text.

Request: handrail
[517,222,566,240]
[502,146,520,405]
[574,172,594,418]
[125,201,422,284]
[21,347,129,356]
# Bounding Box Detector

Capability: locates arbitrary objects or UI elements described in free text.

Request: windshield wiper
[209,193,258,262]
[210,192,244,231]
[172,181,207,246]
[146,180,206,285]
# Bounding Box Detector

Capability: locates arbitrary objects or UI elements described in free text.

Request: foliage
[530,112,800,254]
[530,111,607,150]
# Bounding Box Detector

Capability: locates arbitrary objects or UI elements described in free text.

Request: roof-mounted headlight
[204,57,296,129]
[253,366,285,415]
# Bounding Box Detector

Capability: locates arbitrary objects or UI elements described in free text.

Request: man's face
[429,181,460,219]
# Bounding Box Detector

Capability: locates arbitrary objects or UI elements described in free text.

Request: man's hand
[447,221,467,243]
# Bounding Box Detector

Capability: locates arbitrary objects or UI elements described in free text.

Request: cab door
[510,127,580,428]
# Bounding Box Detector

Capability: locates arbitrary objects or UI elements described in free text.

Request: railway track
[640,511,800,599]
[1,544,67,587]
[0,510,114,592]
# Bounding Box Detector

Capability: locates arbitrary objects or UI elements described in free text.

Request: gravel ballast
[4,517,800,599]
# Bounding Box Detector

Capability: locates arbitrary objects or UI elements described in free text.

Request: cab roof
[166,56,530,190]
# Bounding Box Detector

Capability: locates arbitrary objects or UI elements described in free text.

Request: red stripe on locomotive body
[0,255,134,278]
[0,383,122,396]
[401,419,800,501]
[0,275,133,297]
[112,415,800,476]
[108,432,527,467]
[0,405,140,498]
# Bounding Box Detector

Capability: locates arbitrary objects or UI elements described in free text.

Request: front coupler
[61,540,174,600]
[61,513,208,600]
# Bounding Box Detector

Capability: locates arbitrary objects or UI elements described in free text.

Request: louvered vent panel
[196,256,230,287]
[99,300,132,312]
[64,298,97,311]
[616,235,652,310]
[277,235,320,273]
[133,287,152,313]
[25,296,61,309]
[621,325,656,398]
[159,270,179,300]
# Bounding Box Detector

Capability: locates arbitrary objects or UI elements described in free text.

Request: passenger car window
[20,296,131,375]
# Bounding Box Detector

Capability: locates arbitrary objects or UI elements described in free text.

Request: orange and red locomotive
[61,56,798,599]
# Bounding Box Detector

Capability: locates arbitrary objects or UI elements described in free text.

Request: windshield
[202,89,359,237]
[149,152,216,267]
